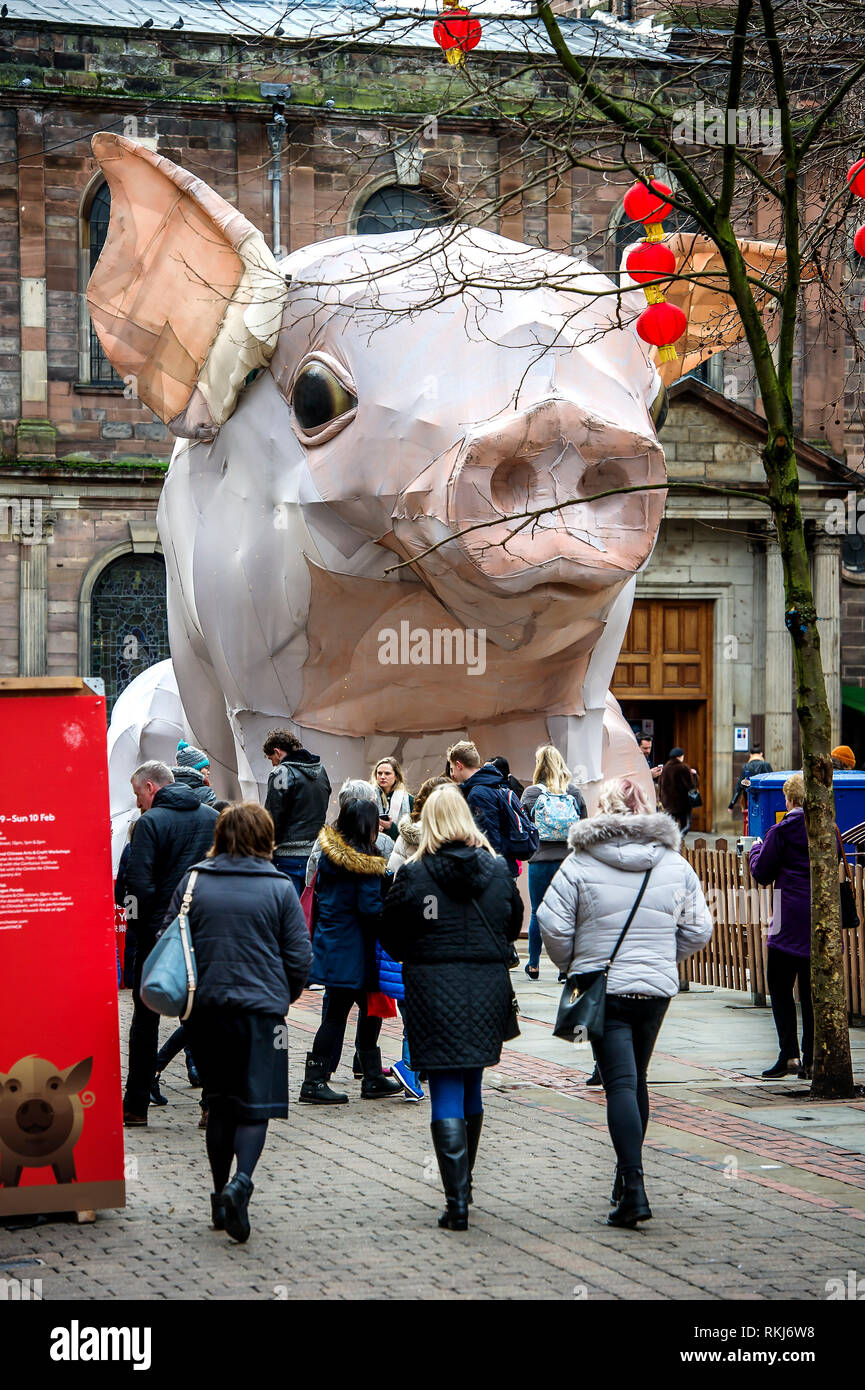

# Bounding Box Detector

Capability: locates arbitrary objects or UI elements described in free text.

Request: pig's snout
[450,400,666,588]
[16,1099,54,1134]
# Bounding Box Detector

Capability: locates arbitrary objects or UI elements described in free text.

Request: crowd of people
[115,729,828,1245]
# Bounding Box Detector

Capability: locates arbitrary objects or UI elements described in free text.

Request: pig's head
[87,135,784,748]
[0,1056,92,1161]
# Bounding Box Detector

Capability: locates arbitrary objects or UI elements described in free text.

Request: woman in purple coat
[749,773,813,1078]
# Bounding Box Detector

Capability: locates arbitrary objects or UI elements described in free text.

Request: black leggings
[312,988,381,1070]
[592,995,669,1172]
[205,1102,268,1190]
[767,947,813,1067]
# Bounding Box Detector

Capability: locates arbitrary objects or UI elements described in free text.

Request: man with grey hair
[123,759,218,1126]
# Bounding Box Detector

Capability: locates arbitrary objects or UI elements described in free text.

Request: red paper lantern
[636,301,687,363]
[433,4,482,65]
[855,225,865,257]
[625,240,676,285]
[623,180,674,226]
[848,159,865,198]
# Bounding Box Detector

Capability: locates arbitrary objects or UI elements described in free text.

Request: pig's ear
[622,231,785,386]
[87,133,287,440]
[62,1058,93,1094]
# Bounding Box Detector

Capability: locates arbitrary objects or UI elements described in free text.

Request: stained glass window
[90,553,169,713]
[88,183,121,384]
[357,185,450,235]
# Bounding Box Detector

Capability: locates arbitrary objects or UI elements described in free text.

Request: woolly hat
[832,745,856,770]
[176,739,209,770]
[668,747,684,759]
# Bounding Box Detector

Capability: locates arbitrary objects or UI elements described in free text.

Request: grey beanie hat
[176,739,209,770]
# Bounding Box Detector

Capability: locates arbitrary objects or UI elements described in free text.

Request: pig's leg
[0,1158,23,1186]
[52,1155,76,1184]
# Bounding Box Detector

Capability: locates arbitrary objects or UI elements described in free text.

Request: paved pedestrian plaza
[6,965,865,1302]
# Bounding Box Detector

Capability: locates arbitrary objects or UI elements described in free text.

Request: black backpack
[495,786,540,862]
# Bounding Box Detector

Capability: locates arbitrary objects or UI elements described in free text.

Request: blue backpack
[531,788,581,841]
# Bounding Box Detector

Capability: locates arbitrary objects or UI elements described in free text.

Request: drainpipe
[262,84,291,257]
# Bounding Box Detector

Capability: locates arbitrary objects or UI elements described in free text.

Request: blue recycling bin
[747,771,865,838]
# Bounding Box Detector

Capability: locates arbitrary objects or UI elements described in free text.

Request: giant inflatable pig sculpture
[89,135,782,804]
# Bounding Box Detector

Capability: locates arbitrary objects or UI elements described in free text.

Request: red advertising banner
[0,679,125,1216]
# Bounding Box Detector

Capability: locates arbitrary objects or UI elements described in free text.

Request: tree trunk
[764,433,854,1099]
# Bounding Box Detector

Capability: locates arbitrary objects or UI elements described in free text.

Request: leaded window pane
[357,185,450,235]
[90,554,169,713]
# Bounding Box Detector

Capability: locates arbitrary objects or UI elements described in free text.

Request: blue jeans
[427,1067,483,1122]
[527,860,559,969]
[273,855,306,900]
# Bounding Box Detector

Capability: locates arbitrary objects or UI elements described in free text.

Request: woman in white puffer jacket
[538,776,713,1229]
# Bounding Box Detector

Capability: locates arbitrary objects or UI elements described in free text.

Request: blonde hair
[597,776,654,817]
[532,744,571,795]
[412,784,495,860]
[446,739,481,770]
[783,772,805,807]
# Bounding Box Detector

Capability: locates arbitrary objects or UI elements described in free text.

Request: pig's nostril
[490,460,537,513]
[16,1100,54,1133]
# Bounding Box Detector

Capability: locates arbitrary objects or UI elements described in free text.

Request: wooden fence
[681,840,865,1020]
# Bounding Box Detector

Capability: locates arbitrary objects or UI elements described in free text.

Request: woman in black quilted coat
[380,784,523,1230]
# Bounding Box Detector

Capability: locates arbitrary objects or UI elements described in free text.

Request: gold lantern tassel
[644,221,664,243]
[445,47,465,64]
[658,344,678,363]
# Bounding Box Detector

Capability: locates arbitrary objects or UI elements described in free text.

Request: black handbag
[687,772,702,808]
[553,868,652,1043]
[471,898,521,1041]
[837,828,860,932]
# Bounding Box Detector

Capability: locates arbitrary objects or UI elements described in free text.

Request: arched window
[356,184,450,235]
[81,181,121,385]
[89,553,169,712]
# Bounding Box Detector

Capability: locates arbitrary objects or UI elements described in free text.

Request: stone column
[813,531,842,746]
[16,503,55,677]
[764,540,793,768]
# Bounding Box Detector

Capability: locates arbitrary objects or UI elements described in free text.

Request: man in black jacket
[123,761,218,1125]
[263,729,331,900]
[729,745,773,812]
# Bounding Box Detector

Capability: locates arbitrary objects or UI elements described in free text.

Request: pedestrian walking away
[380,784,524,1231]
[380,775,450,1100]
[728,744,772,812]
[164,802,312,1243]
[658,748,698,834]
[298,799,402,1104]
[748,772,819,1079]
[538,776,712,1229]
[263,728,331,901]
[521,744,587,980]
[122,762,218,1126]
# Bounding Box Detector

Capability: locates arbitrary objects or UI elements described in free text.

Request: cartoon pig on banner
[0,1056,93,1186]
[88,135,783,802]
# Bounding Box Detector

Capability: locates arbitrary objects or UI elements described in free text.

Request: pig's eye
[292,362,357,433]
[48,1078,60,1091]
[649,382,669,433]
[6,1080,19,1093]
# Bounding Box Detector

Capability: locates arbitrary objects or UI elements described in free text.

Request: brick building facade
[0,2,863,818]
